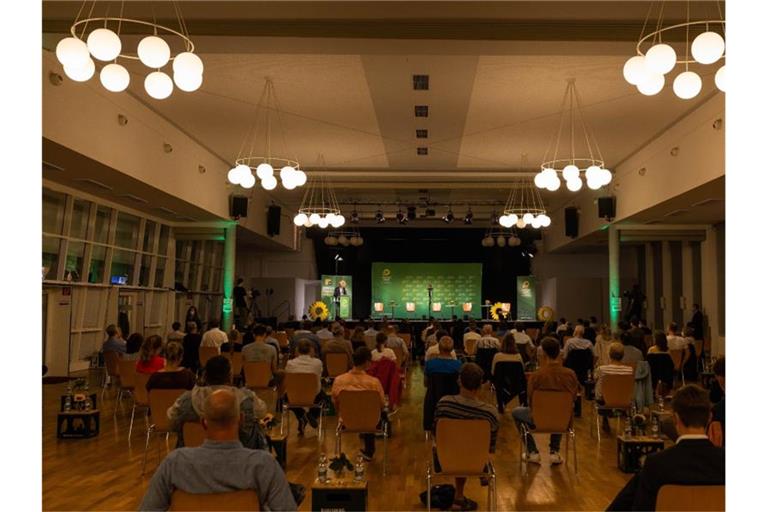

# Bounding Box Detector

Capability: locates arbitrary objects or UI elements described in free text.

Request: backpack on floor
[419,484,456,510]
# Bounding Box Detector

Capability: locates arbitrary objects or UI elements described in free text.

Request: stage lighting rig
[464,208,473,224]
[442,207,455,224]
[375,208,386,223]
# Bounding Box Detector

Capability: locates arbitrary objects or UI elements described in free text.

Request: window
[70,200,90,240]
[138,255,152,287]
[94,207,111,244]
[115,212,140,249]
[111,250,135,284]
[42,236,60,279]
[42,189,66,234]
[89,245,106,284]
[143,221,156,252]
[154,257,166,288]
[158,225,170,255]
[65,241,85,281]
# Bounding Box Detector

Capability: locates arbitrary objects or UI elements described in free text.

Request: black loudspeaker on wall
[565,207,579,238]
[598,196,616,221]
[267,205,281,236]
[230,196,248,219]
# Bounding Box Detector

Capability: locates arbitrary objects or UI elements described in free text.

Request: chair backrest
[669,349,684,370]
[117,360,137,390]
[284,372,319,407]
[169,489,260,511]
[104,351,122,377]
[242,361,272,389]
[531,390,573,432]
[492,361,526,397]
[564,347,594,383]
[655,485,725,512]
[148,389,186,432]
[391,345,406,368]
[223,352,243,375]
[199,346,219,368]
[601,373,635,408]
[464,337,478,356]
[475,348,498,381]
[363,334,377,350]
[400,333,412,347]
[693,339,704,358]
[423,372,460,431]
[337,390,382,432]
[525,328,540,342]
[274,331,289,348]
[133,371,151,406]
[182,421,206,448]
[435,419,491,475]
[325,352,349,377]
[647,353,675,386]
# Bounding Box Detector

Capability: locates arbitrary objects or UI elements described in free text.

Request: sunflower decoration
[490,302,506,321]
[537,306,555,322]
[309,301,330,321]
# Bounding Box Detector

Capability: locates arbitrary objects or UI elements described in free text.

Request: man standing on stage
[333,279,348,319]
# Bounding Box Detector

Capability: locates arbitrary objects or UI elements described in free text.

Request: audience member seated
[284,339,325,435]
[666,322,689,352]
[242,324,284,391]
[181,322,202,373]
[432,362,499,510]
[102,324,127,354]
[463,320,481,344]
[647,331,675,397]
[512,337,579,465]
[291,321,322,358]
[385,325,409,360]
[628,317,647,354]
[563,325,595,360]
[316,322,334,340]
[350,326,367,350]
[332,347,387,461]
[607,384,725,511]
[491,333,523,375]
[620,330,645,366]
[364,321,379,338]
[647,330,670,356]
[201,319,228,351]
[425,330,456,361]
[424,322,442,348]
[583,317,597,344]
[509,322,534,358]
[146,342,197,392]
[594,342,635,433]
[264,326,281,354]
[555,318,569,334]
[139,388,296,512]
[707,356,725,448]
[477,324,501,350]
[323,324,354,370]
[594,325,613,367]
[220,328,243,353]
[424,337,463,385]
[681,326,699,381]
[136,335,165,374]
[167,321,185,344]
[124,332,143,361]
[168,356,268,449]
[371,332,397,362]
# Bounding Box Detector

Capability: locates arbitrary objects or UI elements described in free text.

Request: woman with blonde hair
[594,324,614,367]
[146,341,196,391]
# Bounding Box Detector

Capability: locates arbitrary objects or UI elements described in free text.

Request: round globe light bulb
[587,177,602,190]
[531,216,543,229]
[282,178,297,190]
[87,28,121,62]
[293,169,307,187]
[228,167,242,185]
[637,73,665,96]
[563,164,580,181]
[673,71,702,100]
[99,63,130,92]
[173,72,202,92]
[542,167,557,179]
[234,164,251,182]
[331,215,345,228]
[137,35,171,69]
[645,44,677,75]
[540,215,552,227]
[318,217,330,229]
[496,236,507,247]
[56,37,91,68]
[585,165,602,181]
[279,166,295,182]
[600,168,613,186]
[338,235,350,246]
[261,175,278,190]
[256,163,274,180]
[509,214,519,225]
[691,31,725,65]
[293,213,308,227]
[545,177,561,192]
[172,52,204,76]
[64,58,95,82]
[566,178,583,192]
[144,71,173,99]
[499,215,512,228]
[516,219,527,229]
[309,213,321,225]
[623,55,648,85]
[240,172,256,189]
[534,172,548,189]
[523,213,534,225]
[714,65,725,92]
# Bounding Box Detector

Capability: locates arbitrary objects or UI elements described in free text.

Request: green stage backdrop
[321,275,353,320]
[516,275,537,321]
[371,263,481,319]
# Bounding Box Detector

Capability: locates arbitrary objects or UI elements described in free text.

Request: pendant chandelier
[481,228,521,248]
[324,229,364,247]
[293,171,345,229]
[535,80,612,192]
[623,1,725,98]
[54,1,203,98]
[227,78,307,191]
[500,170,551,229]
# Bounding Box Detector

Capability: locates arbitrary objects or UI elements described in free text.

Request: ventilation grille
[417,147,429,156]
[415,105,429,117]
[416,129,428,139]
[73,178,113,191]
[413,74,429,90]
[42,161,65,172]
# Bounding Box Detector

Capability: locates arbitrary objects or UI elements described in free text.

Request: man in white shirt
[201,319,228,351]
[316,322,334,341]
[167,321,185,343]
[385,326,409,359]
[511,322,534,356]
[363,321,378,338]
[284,339,325,433]
[463,321,481,344]
[476,324,500,350]
[424,337,457,361]
[555,318,569,334]
[594,343,635,401]
[563,325,595,359]
[666,322,689,351]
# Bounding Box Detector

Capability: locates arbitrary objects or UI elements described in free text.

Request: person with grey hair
[140,388,296,511]
[562,324,595,359]
[322,324,354,370]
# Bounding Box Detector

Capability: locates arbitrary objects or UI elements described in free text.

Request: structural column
[681,242,695,328]
[608,226,620,331]
[222,222,237,331]
[661,241,673,328]
[700,227,721,356]
[644,243,656,328]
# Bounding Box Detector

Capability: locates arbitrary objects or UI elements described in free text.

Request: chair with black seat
[474,347,498,382]
[564,348,594,385]
[492,361,527,413]
[422,372,460,432]
[647,353,675,396]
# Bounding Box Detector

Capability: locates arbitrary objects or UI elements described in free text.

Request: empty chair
[474,347,497,382]
[199,346,219,369]
[223,352,243,377]
[335,390,388,474]
[129,370,151,439]
[426,419,496,511]
[521,390,578,472]
[492,361,527,413]
[283,372,324,441]
[564,348,594,385]
[592,373,635,441]
[325,352,350,379]
[143,388,187,474]
[116,359,137,409]
[243,361,273,393]
[169,489,260,511]
[423,372,460,432]
[101,351,122,399]
[655,485,725,512]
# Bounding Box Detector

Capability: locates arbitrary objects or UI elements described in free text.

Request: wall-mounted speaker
[230,196,248,219]
[598,196,616,221]
[267,205,281,236]
[565,207,579,238]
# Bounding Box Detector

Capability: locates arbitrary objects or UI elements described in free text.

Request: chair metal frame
[128,370,151,440]
[101,351,122,400]
[335,389,388,475]
[283,372,325,442]
[591,372,635,441]
[520,390,578,473]
[142,388,186,474]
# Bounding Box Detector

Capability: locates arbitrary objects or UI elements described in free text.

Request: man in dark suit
[333,280,348,317]
[690,303,704,340]
[607,384,725,511]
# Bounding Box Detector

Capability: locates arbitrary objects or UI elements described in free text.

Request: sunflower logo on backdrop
[490,302,506,321]
[538,306,555,322]
[309,301,329,321]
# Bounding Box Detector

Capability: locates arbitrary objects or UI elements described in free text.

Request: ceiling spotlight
[464,208,473,225]
[375,209,385,223]
[442,208,455,224]
[490,211,499,226]
[350,209,360,224]
[396,209,408,224]
[407,206,417,221]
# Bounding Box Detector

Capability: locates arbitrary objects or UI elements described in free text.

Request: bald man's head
[438,336,454,354]
[202,388,240,432]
